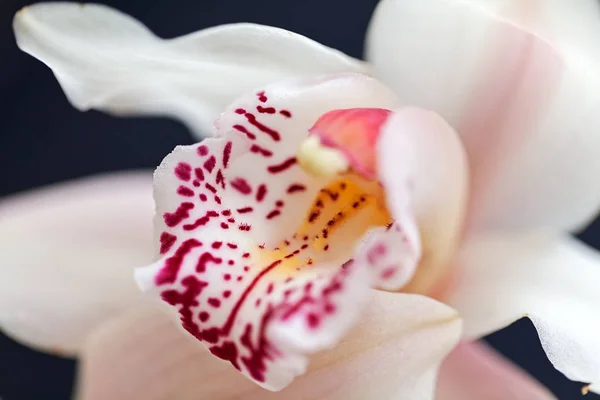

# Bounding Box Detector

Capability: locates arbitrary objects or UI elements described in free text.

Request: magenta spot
[307,313,320,329]
[239,224,251,232]
[196,251,222,273]
[243,253,251,258]
[183,210,219,231]
[235,108,246,114]
[224,274,231,281]
[237,206,254,214]
[237,276,243,282]
[280,110,292,118]
[256,184,267,202]
[194,167,205,181]
[221,222,229,229]
[287,184,306,194]
[199,311,210,322]
[267,157,297,174]
[227,243,238,249]
[205,183,217,194]
[233,124,257,140]
[215,196,222,204]
[209,341,240,370]
[174,162,192,181]
[266,283,274,295]
[159,232,177,254]
[161,276,207,340]
[324,244,330,251]
[204,156,217,173]
[212,241,223,249]
[216,170,225,189]
[266,210,281,220]
[228,260,235,266]
[244,113,280,141]
[227,218,235,223]
[367,243,387,265]
[223,290,232,298]
[244,266,250,272]
[222,209,232,216]
[197,145,209,156]
[257,91,268,102]
[275,200,284,207]
[255,298,262,307]
[380,267,397,280]
[177,185,195,197]
[155,239,202,285]
[304,282,313,292]
[250,144,273,157]
[256,106,276,114]
[301,244,308,250]
[222,141,233,168]
[199,193,208,202]
[163,202,194,227]
[193,180,201,187]
[325,304,336,314]
[230,178,252,195]
[208,298,222,308]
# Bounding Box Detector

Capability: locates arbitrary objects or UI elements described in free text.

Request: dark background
[0,0,598,399]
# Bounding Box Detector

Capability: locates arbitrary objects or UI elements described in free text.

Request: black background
[1,0,598,399]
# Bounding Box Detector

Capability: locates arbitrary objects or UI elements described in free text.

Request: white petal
[13,3,366,138]
[437,342,556,400]
[77,292,461,400]
[367,0,600,232]
[0,172,154,355]
[445,231,600,389]
[378,108,468,295]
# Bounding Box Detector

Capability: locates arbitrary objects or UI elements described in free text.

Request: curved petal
[77,292,461,400]
[378,108,469,295]
[367,0,600,232]
[0,172,154,356]
[13,3,366,138]
[135,75,427,390]
[445,231,600,389]
[437,341,556,400]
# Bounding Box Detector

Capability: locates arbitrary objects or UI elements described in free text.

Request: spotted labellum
[135,75,438,390]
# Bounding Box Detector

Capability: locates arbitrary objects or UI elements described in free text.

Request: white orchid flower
[4,0,600,398]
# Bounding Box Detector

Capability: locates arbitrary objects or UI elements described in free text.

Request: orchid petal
[378,107,468,295]
[0,172,154,355]
[367,0,600,232]
[13,3,366,138]
[437,342,556,400]
[77,293,460,399]
[445,231,600,390]
[134,75,435,389]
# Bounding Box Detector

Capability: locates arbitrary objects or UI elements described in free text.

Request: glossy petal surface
[77,293,461,399]
[367,0,600,232]
[0,172,153,355]
[446,231,600,390]
[14,3,366,137]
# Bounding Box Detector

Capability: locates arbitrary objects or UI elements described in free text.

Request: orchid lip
[136,79,421,391]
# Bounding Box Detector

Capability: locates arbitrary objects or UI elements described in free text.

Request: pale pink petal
[77,292,461,400]
[0,172,154,355]
[14,3,366,138]
[367,0,600,232]
[135,75,426,390]
[445,231,600,390]
[437,342,556,400]
[378,107,469,295]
